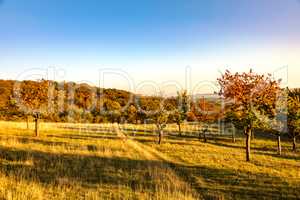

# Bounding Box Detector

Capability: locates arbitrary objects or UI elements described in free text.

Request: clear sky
[0,0,300,95]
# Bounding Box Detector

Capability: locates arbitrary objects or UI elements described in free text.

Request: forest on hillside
[0,80,221,123]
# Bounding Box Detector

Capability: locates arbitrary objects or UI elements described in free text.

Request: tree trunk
[203,131,207,143]
[251,130,255,140]
[277,135,282,156]
[178,123,182,136]
[292,136,296,152]
[26,116,30,129]
[158,130,163,144]
[245,128,252,162]
[232,131,236,143]
[35,117,39,137]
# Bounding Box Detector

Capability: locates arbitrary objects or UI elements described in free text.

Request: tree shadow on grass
[0,136,102,152]
[120,128,201,138]
[126,133,156,138]
[207,140,276,152]
[0,145,162,189]
[57,126,116,135]
[255,151,300,161]
[132,134,238,147]
[132,138,156,144]
[46,134,120,141]
[174,164,300,200]
[120,128,155,134]
[0,145,299,199]
[0,135,73,147]
[207,140,300,162]
[17,137,69,146]
[134,137,202,147]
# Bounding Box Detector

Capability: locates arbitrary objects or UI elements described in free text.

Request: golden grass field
[0,121,299,200]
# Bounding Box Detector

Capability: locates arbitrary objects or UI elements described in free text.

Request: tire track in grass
[113,123,203,199]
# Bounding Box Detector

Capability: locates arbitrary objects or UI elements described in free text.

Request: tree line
[0,80,220,123]
[0,69,299,161]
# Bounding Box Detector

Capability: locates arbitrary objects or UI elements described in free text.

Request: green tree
[140,96,169,144]
[151,106,169,144]
[173,90,189,136]
[287,88,300,151]
[249,88,287,156]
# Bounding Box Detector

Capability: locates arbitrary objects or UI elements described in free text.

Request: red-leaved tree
[218,70,280,161]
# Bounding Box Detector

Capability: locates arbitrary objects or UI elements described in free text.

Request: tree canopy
[218,70,281,161]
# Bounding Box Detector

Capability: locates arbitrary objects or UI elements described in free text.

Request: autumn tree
[257,91,287,156]
[125,104,138,124]
[139,96,169,144]
[287,88,300,151]
[191,96,222,142]
[74,84,96,122]
[151,106,169,144]
[272,90,287,156]
[137,96,161,123]
[218,70,280,161]
[17,80,50,137]
[103,99,121,123]
[186,111,197,122]
[173,90,189,136]
[195,97,211,142]
[75,84,95,110]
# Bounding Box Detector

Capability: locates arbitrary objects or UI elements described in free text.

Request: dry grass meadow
[0,121,299,200]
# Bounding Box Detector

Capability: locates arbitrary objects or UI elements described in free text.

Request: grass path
[113,123,203,199]
[114,124,170,161]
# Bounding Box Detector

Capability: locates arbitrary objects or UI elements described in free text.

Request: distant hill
[0,79,222,123]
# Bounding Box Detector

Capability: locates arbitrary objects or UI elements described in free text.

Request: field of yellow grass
[0,121,299,200]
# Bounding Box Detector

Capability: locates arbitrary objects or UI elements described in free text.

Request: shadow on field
[46,134,120,141]
[175,164,299,200]
[125,133,156,138]
[121,127,201,138]
[132,134,300,163]
[255,151,300,161]
[17,137,69,146]
[206,141,274,152]
[0,145,299,199]
[121,128,156,134]
[206,141,300,161]
[133,137,202,147]
[58,126,115,134]
[0,136,73,147]
[132,134,237,147]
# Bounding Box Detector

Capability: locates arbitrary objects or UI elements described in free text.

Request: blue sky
[0,0,300,94]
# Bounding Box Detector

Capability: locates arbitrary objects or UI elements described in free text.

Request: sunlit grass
[0,121,198,200]
[133,133,300,199]
[0,121,299,199]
